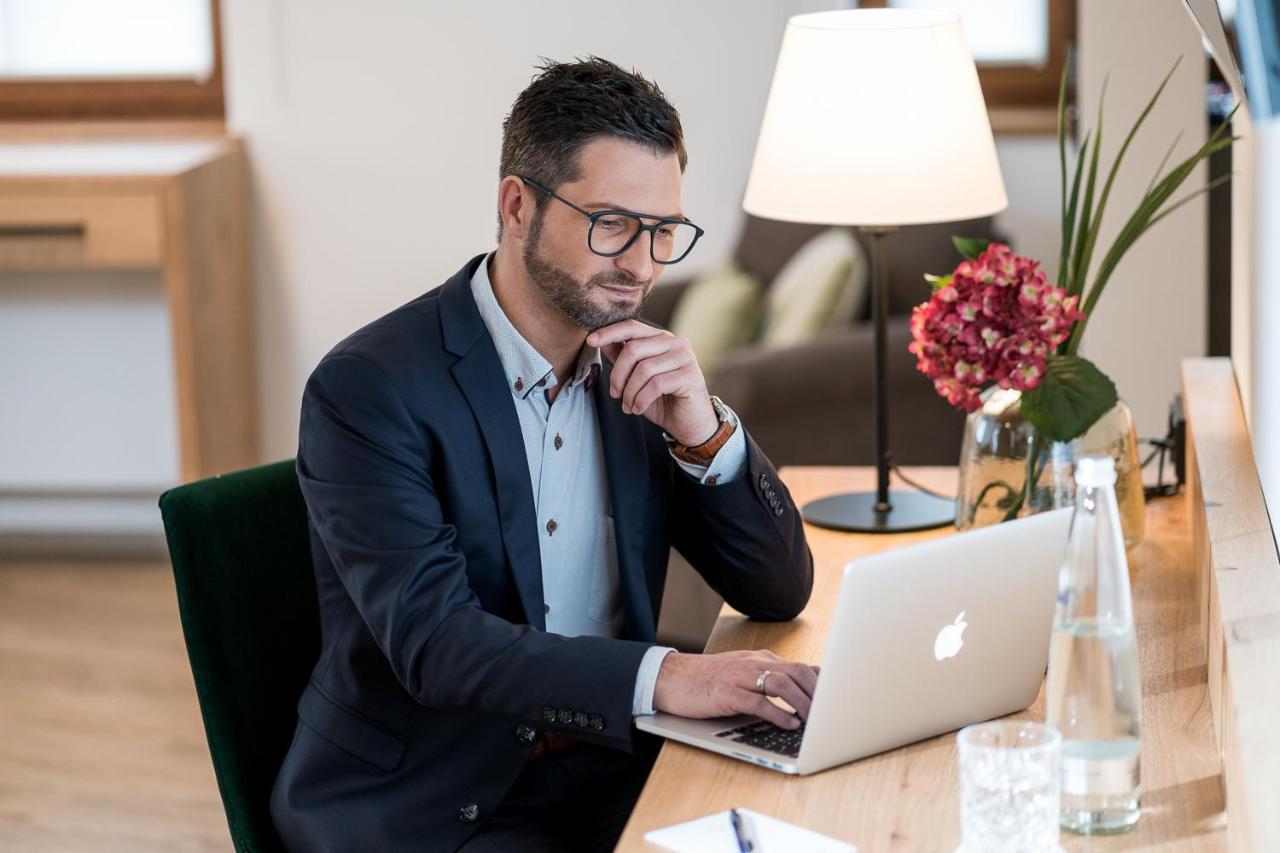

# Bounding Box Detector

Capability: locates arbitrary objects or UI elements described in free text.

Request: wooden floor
[0,559,230,851]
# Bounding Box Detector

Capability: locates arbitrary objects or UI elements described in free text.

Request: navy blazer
[270,255,813,852]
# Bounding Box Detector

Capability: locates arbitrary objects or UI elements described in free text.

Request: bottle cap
[1074,455,1117,487]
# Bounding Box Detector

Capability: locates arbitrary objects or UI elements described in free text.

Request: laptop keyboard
[715,719,806,758]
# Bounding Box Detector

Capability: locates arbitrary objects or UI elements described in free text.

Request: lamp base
[802,490,954,534]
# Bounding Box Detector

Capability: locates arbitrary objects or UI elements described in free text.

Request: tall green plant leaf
[1066,119,1239,353]
[1059,132,1090,289]
[1071,60,1181,303]
[1069,79,1106,298]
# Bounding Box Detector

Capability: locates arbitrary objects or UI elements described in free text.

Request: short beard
[522,211,650,332]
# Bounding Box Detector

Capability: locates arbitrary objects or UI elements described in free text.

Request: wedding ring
[755,670,771,694]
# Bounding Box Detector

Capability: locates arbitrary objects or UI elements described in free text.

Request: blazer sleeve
[296,352,653,751]
[669,430,814,622]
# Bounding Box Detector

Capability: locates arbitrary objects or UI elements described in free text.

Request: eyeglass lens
[589,214,697,263]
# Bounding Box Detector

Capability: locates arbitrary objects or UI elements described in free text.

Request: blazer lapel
[593,359,657,642]
[440,257,546,630]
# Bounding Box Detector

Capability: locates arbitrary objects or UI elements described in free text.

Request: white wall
[221,0,843,461]
[0,270,178,540]
[992,137,1063,272]
[2,1,1218,544]
[1077,0,1209,440]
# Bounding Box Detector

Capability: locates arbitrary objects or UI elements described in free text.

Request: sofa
[643,214,1004,468]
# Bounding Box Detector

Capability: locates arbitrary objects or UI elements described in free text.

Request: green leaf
[924,272,953,291]
[1020,355,1118,442]
[1072,59,1181,304]
[952,236,991,260]
[1059,132,1090,289]
[1069,77,1105,298]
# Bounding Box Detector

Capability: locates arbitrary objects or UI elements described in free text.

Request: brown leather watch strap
[670,418,737,466]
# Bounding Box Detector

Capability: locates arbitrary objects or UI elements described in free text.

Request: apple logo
[934,611,968,661]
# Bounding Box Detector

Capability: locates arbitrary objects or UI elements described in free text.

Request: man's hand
[585,321,719,447]
[651,650,820,730]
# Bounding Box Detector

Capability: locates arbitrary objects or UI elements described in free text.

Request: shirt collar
[470,252,602,399]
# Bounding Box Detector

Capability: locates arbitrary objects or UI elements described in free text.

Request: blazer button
[458,803,480,823]
[542,706,557,723]
[515,725,537,744]
[589,715,605,731]
[558,709,574,724]
[574,711,590,728]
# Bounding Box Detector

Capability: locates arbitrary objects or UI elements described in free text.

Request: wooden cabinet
[0,135,257,482]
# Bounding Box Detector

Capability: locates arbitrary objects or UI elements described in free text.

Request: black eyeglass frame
[518,175,705,265]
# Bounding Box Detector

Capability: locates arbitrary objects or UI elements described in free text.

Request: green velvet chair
[158,459,319,853]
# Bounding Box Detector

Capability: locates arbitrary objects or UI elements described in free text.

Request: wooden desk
[618,467,1227,851]
[0,135,257,482]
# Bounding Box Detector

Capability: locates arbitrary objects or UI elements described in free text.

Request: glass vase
[955,387,1146,549]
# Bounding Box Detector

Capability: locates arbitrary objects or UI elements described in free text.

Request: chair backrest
[158,459,319,853]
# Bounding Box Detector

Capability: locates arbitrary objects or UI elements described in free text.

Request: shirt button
[544,603,551,615]
[546,519,558,536]
[536,377,547,387]
[554,434,563,450]
[706,474,720,486]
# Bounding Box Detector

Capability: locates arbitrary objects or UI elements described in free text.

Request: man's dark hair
[497,56,687,237]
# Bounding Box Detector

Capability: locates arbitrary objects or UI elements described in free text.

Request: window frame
[859,0,1076,110]
[0,0,224,120]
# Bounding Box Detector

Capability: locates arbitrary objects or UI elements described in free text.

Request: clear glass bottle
[1044,456,1143,834]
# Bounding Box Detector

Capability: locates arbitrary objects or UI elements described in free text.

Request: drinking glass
[957,720,1062,852]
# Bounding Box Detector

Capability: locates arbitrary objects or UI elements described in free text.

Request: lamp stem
[866,225,896,512]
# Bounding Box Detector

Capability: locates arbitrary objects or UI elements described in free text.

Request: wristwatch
[664,395,738,466]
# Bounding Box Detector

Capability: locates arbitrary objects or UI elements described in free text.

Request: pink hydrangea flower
[908,243,1083,412]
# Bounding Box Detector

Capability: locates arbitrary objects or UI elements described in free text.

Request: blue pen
[730,808,756,852]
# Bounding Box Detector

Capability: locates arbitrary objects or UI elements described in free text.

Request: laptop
[635,507,1073,775]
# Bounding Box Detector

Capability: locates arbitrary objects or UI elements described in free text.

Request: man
[270,57,815,853]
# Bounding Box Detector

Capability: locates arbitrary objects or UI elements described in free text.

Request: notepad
[643,808,857,852]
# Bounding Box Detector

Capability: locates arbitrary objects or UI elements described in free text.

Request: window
[0,0,223,120]
[860,0,1075,121]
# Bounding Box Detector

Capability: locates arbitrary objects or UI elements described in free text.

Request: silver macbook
[635,508,1073,775]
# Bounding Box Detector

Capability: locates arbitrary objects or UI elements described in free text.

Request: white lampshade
[743,9,1008,227]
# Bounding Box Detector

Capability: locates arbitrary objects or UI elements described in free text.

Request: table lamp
[743,8,1008,533]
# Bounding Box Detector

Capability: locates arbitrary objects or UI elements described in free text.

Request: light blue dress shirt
[470,254,748,715]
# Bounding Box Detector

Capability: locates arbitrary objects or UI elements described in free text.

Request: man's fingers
[587,319,667,349]
[759,671,811,719]
[625,357,692,415]
[779,662,818,699]
[742,692,802,730]
[610,336,677,398]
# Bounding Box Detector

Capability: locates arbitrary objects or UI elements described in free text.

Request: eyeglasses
[518,175,704,265]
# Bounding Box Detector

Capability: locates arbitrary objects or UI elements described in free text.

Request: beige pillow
[759,228,868,349]
[668,262,763,380]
